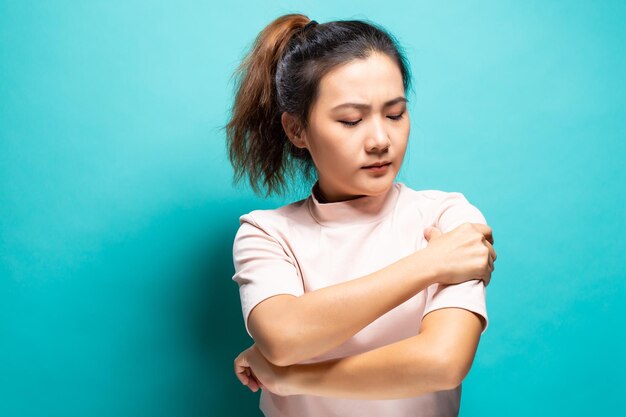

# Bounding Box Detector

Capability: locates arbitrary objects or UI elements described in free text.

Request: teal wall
[1,1,624,416]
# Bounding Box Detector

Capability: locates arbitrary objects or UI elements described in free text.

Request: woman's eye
[388,111,406,121]
[339,119,361,127]
[339,111,405,127]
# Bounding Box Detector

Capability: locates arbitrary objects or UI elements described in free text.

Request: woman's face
[295,52,410,202]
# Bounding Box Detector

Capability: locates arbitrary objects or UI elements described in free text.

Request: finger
[480,263,492,286]
[234,355,251,385]
[234,355,249,373]
[236,369,249,385]
[484,240,497,264]
[239,367,259,391]
[473,224,494,245]
[247,377,260,392]
[250,371,265,390]
[248,370,262,392]
[486,250,495,273]
[424,225,443,240]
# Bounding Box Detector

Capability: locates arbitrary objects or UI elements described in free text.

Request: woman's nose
[366,119,391,152]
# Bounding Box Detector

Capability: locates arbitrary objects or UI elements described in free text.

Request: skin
[281,51,410,203]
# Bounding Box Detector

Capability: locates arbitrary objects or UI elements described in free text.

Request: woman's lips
[361,162,391,172]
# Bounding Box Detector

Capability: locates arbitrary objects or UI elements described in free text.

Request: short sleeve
[422,192,490,335]
[231,214,304,338]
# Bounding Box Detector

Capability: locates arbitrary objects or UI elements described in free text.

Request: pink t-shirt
[231,181,489,417]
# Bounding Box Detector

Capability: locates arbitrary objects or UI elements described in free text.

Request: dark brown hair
[224,13,413,198]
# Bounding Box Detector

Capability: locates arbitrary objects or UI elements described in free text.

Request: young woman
[225,13,497,417]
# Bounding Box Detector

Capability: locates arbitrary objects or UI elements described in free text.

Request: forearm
[282,332,454,399]
[275,249,438,366]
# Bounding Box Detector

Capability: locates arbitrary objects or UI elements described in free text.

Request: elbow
[265,346,300,367]
[438,356,473,391]
[255,331,298,367]
[268,331,303,367]
[268,353,296,368]
[248,316,297,366]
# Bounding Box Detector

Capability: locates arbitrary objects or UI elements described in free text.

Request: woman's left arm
[286,307,483,399]
[236,307,484,399]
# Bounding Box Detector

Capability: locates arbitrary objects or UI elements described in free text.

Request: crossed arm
[280,307,485,399]
[239,208,492,398]
[249,247,484,399]
[246,245,486,399]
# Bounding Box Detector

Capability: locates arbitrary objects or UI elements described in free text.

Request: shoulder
[395,182,473,210]
[239,197,308,230]
[234,196,311,247]
[395,183,486,229]
[396,182,466,202]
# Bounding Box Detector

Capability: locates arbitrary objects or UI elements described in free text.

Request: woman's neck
[314,183,329,203]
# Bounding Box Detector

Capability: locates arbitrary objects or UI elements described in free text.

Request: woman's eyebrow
[330,96,407,112]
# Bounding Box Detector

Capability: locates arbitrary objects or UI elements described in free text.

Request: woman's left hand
[234,343,291,396]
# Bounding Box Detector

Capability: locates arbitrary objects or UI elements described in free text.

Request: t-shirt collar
[307,180,401,227]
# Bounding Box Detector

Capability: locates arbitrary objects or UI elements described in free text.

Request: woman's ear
[281,112,307,149]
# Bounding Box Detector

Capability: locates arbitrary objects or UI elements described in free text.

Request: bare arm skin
[248,248,439,366]
[279,307,484,399]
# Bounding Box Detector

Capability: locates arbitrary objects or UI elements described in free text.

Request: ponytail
[224,14,314,198]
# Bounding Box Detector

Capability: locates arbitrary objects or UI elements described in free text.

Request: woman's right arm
[249,223,495,367]
[249,246,437,367]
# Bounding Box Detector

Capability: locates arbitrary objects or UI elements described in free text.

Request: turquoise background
[1,1,624,416]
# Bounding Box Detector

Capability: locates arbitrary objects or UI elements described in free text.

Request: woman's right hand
[422,223,497,287]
